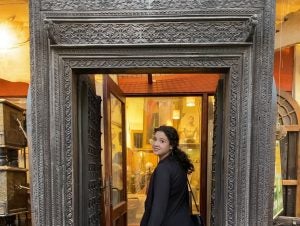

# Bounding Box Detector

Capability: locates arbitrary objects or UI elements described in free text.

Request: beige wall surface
[275,10,300,50]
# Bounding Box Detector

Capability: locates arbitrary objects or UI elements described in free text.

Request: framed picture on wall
[131,130,143,149]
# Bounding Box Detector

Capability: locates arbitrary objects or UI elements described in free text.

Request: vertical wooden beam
[147,73,153,84]
[296,132,300,217]
[293,47,300,215]
[200,94,208,222]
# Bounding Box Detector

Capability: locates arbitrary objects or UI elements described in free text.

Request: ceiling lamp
[186,97,195,107]
[0,23,16,49]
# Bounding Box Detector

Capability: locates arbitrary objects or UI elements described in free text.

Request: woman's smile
[151,131,172,160]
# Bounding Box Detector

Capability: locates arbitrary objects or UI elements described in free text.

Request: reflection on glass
[111,94,124,207]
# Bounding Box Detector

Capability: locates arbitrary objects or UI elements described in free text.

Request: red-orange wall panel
[274,46,294,92]
[0,79,29,97]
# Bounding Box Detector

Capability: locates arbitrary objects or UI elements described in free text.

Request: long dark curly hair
[154,125,194,174]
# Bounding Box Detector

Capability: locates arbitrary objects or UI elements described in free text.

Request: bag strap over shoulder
[188,178,205,226]
[187,178,200,212]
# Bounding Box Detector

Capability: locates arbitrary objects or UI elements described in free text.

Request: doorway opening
[76,72,223,226]
[125,95,215,226]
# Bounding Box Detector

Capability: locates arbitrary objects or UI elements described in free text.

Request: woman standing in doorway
[140,125,194,226]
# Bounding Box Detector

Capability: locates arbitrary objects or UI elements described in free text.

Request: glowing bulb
[0,24,17,49]
[186,97,195,107]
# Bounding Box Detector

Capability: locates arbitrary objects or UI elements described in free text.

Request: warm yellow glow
[186,96,196,107]
[0,24,17,50]
[166,120,173,126]
[172,109,180,119]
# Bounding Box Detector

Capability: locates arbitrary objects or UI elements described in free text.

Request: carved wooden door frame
[29,1,276,225]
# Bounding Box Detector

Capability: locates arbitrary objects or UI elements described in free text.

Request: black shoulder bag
[187,179,205,226]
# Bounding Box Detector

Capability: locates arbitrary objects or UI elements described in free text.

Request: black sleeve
[147,163,171,226]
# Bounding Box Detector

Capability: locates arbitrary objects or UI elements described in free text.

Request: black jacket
[140,155,193,226]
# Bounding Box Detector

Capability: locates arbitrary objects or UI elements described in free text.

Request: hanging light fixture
[0,16,29,51]
[186,97,195,107]
[0,23,16,49]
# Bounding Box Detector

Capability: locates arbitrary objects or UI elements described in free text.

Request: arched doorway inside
[276,91,300,217]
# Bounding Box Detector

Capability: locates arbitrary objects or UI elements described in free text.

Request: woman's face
[151,131,172,160]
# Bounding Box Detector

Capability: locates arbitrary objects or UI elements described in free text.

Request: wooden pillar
[200,94,208,223]
[296,132,300,217]
[293,44,300,217]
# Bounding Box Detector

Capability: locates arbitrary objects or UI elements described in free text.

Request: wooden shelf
[0,166,28,172]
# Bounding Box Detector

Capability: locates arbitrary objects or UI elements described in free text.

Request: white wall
[275,10,300,50]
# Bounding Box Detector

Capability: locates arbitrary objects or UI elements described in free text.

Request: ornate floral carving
[57,55,245,226]
[45,18,256,45]
[63,56,238,69]
[29,0,275,225]
[44,8,260,18]
[41,0,264,11]
[61,61,74,226]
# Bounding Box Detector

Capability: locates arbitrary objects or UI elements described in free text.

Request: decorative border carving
[44,8,260,18]
[51,53,249,225]
[29,0,276,225]
[45,16,257,45]
[236,49,251,225]
[41,0,264,11]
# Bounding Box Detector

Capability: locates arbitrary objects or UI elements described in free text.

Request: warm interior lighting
[172,109,180,119]
[186,97,196,107]
[0,24,17,50]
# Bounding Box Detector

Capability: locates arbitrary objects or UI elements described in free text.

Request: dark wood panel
[200,93,208,222]
[282,186,296,216]
[280,132,298,217]
[78,75,102,226]
[280,136,288,179]
[210,79,224,226]
[287,132,297,179]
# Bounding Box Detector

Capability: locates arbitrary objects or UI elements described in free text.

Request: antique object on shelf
[0,99,28,218]
[0,166,28,216]
[0,99,26,169]
[0,99,26,149]
[0,149,7,166]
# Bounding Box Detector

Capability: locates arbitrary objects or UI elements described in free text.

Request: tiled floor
[128,194,146,226]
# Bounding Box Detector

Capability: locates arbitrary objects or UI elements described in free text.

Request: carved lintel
[43,17,257,46]
[40,0,264,11]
